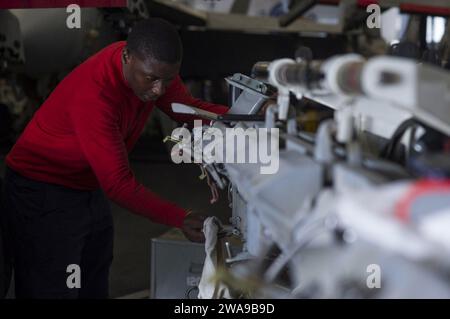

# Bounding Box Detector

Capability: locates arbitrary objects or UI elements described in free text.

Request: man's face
[122,48,180,102]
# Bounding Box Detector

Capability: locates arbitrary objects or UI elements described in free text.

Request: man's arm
[156,76,229,124]
[69,91,187,228]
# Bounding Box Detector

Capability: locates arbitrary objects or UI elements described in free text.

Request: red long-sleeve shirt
[6,41,228,228]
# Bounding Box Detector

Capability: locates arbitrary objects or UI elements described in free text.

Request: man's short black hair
[127,18,183,64]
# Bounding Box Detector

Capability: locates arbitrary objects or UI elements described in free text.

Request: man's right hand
[181,213,206,243]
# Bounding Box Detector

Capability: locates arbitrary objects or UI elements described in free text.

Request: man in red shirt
[1,18,228,298]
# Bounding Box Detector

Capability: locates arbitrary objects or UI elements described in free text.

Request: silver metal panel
[150,238,205,299]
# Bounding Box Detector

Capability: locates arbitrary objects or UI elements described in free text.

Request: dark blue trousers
[1,166,113,299]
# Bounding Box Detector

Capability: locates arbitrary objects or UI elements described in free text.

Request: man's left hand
[181,213,206,243]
